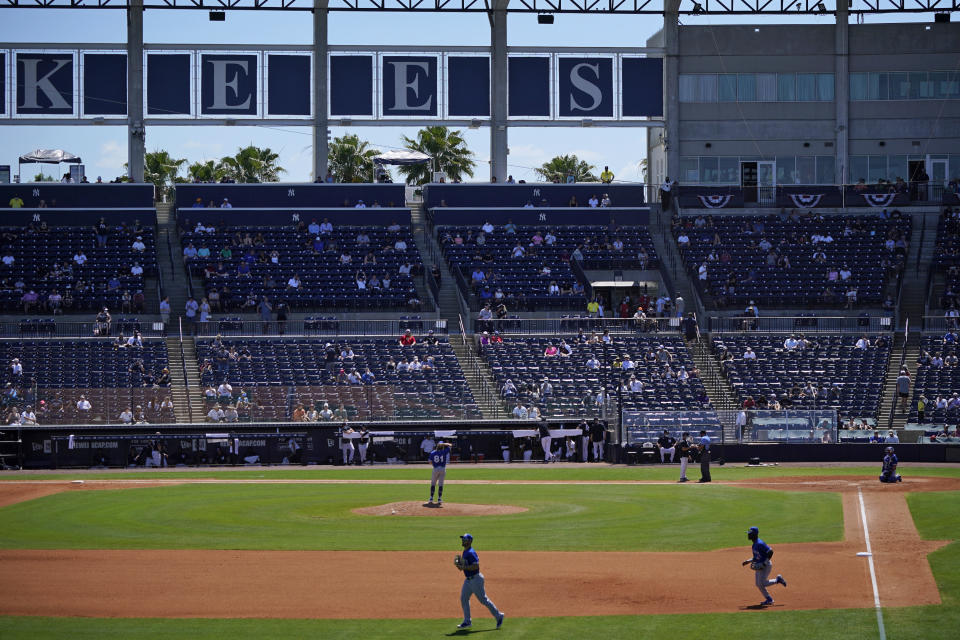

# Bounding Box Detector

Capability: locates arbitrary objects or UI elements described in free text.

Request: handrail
[886,323,908,431]
[459,313,501,419]
[166,229,175,282]
[179,316,193,423]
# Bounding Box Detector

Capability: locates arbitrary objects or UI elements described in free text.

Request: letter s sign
[557,57,612,118]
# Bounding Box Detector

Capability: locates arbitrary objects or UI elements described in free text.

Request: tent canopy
[19,149,82,165]
[373,150,430,166]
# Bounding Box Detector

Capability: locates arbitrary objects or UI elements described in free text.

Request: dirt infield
[0,475,952,619]
[353,501,528,516]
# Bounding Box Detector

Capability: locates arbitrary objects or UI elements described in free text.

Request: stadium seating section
[911,334,960,425]
[195,338,481,421]
[0,338,173,424]
[0,223,157,313]
[181,224,424,311]
[711,334,890,420]
[439,224,658,310]
[480,334,711,418]
[934,210,960,310]
[676,213,910,307]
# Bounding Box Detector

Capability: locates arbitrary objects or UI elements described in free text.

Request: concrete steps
[164,335,203,423]
[450,339,503,419]
[897,209,940,329]
[155,202,192,323]
[411,203,467,331]
[879,337,920,431]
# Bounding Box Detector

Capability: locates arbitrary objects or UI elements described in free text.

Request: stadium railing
[0,320,167,339]
[709,315,894,334]
[474,316,680,336]
[190,318,449,338]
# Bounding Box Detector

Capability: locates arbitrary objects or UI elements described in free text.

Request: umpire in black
[697,429,712,482]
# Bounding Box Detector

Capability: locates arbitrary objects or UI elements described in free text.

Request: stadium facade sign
[0,47,663,123]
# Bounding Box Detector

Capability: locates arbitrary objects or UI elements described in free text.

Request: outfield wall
[6,423,958,469]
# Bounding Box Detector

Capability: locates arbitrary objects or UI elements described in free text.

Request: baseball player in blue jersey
[879,446,902,483]
[742,526,787,606]
[454,533,504,630]
[427,441,452,505]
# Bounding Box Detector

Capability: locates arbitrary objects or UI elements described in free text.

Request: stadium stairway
[408,203,439,314]
[898,208,940,330]
[449,338,503,419]
[648,205,703,319]
[155,202,191,324]
[410,202,466,331]
[690,337,737,409]
[165,334,203,423]
[879,333,921,431]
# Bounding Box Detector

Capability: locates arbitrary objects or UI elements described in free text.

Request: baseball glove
[454,554,463,570]
[750,561,766,571]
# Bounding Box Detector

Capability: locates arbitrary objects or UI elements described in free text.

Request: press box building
[647,16,960,204]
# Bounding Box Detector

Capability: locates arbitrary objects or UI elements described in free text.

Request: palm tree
[396,126,475,185]
[187,160,225,183]
[327,133,382,183]
[218,145,285,183]
[535,155,598,183]
[136,150,187,200]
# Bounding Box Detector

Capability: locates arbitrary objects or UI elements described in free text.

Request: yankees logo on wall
[788,193,825,209]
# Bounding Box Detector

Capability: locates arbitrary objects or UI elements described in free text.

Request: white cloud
[95,140,127,172]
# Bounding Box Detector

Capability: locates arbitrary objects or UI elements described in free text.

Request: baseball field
[1,463,959,639]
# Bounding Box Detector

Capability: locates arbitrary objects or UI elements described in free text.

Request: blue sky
[0,7,932,183]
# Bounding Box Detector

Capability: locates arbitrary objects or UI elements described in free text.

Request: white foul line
[857,487,887,640]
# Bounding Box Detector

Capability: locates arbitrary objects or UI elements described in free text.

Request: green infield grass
[2,465,958,638]
[0,482,839,551]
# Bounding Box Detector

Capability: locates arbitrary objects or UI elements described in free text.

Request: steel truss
[1,0,957,15]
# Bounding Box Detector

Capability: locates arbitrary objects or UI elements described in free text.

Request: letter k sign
[18,55,73,112]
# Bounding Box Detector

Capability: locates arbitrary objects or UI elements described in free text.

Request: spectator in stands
[543,343,559,357]
[399,329,417,346]
[76,395,92,414]
[19,405,37,426]
[8,194,24,208]
[855,336,871,350]
[220,198,232,208]
[896,368,911,412]
[512,402,528,419]
[502,379,517,397]
[585,354,600,370]
[1,252,14,268]
[73,249,88,267]
[207,405,224,422]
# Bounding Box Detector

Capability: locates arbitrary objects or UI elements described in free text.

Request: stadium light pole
[489,1,509,183]
[313,0,330,182]
[127,0,146,184]
[835,2,850,187]
[663,0,680,186]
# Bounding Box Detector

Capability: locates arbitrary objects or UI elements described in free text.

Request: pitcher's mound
[353,501,528,517]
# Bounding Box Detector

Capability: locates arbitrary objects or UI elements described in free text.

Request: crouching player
[879,446,902,483]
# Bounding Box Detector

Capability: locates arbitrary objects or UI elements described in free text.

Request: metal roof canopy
[0,0,956,15]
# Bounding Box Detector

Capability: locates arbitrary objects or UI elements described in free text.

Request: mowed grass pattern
[0,483,839,551]
[2,466,959,638]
